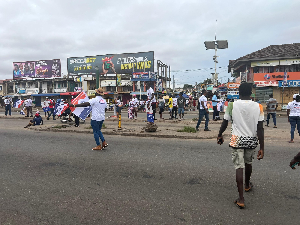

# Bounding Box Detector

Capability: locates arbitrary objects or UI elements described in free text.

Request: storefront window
[255,87,273,103]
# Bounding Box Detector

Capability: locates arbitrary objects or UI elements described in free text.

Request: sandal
[234,199,245,209]
[245,182,253,192]
[103,143,108,148]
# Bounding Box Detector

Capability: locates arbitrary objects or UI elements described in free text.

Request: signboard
[116,74,121,86]
[67,51,154,76]
[131,72,157,81]
[13,59,61,79]
[74,87,83,92]
[251,60,280,67]
[278,80,300,87]
[101,80,116,87]
[254,81,278,87]
[227,82,240,89]
[279,59,300,66]
[254,72,300,81]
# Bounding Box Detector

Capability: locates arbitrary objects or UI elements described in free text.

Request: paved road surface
[0,119,299,224]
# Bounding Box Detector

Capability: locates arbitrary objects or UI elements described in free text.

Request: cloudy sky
[1,0,299,87]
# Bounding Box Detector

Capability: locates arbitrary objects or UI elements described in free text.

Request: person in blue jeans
[265,94,278,128]
[69,88,108,150]
[287,94,300,143]
[196,90,210,131]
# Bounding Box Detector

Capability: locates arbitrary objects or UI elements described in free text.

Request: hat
[133,94,136,97]
[293,94,299,99]
[46,97,48,98]
[95,88,104,94]
[35,113,39,117]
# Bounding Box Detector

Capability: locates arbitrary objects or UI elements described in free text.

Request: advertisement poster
[13,59,61,79]
[67,51,154,76]
[131,72,157,81]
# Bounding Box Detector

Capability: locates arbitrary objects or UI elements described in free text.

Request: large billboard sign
[13,59,61,79]
[67,51,154,76]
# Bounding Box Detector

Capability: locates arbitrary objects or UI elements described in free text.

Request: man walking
[287,94,300,143]
[4,97,11,116]
[212,92,219,121]
[217,82,264,209]
[168,94,173,119]
[265,94,278,128]
[172,94,178,119]
[70,88,108,151]
[177,92,185,120]
[47,98,56,120]
[131,94,139,119]
[196,90,210,131]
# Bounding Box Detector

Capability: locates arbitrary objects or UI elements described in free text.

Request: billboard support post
[95,66,100,89]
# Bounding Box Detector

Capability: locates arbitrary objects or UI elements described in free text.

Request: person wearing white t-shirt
[4,97,12,116]
[196,90,210,131]
[131,94,139,119]
[217,82,264,209]
[69,88,108,151]
[172,94,178,119]
[287,94,300,143]
[24,97,33,117]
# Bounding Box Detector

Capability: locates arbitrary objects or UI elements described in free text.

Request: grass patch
[177,126,196,133]
[192,117,198,121]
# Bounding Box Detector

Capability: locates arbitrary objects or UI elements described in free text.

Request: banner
[117,74,121,86]
[254,81,278,87]
[70,91,92,120]
[13,59,61,79]
[67,51,154,76]
[132,72,157,81]
[278,80,300,87]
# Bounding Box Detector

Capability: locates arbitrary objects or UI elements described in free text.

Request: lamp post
[95,66,100,88]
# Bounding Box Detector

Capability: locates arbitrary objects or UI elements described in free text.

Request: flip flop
[234,199,245,209]
[245,182,253,192]
[103,144,108,148]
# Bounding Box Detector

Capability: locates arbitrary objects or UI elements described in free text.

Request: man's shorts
[178,107,184,114]
[169,107,173,113]
[232,148,255,169]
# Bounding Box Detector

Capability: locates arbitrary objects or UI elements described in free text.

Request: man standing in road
[217,82,264,209]
[69,88,108,151]
[177,92,185,121]
[196,90,210,131]
[24,97,33,117]
[4,97,12,116]
[265,94,278,128]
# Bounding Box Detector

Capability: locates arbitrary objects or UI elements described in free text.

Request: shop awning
[60,92,80,96]
[31,93,60,97]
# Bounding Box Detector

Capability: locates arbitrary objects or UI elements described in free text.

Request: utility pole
[173,74,175,92]
[204,20,228,86]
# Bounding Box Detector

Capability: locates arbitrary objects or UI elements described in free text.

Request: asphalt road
[0,119,299,224]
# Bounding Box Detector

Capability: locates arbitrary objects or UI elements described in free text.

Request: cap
[35,113,39,117]
[293,94,299,99]
[133,94,136,97]
[95,88,104,94]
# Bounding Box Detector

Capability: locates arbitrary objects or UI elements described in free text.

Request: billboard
[67,51,154,76]
[13,59,61,79]
[131,72,157,81]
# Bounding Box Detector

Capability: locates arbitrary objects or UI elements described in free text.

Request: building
[2,77,81,106]
[229,43,300,106]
